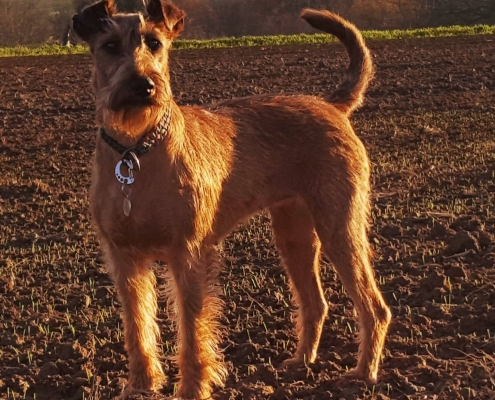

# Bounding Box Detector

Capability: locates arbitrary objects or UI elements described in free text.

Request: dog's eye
[146,38,161,52]
[103,41,119,53]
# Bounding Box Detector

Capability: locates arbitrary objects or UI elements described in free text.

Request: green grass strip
[1,24,494,57]
[0,44,88,57]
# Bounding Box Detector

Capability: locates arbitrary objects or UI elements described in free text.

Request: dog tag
[123,197,132,217]
[115,159,135,185]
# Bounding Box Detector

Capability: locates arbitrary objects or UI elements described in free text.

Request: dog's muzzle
[129,76,155,99]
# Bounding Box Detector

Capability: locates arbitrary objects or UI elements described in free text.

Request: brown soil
[1,34,495,400]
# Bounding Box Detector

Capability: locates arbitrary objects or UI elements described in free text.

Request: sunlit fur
[73,1,392,398]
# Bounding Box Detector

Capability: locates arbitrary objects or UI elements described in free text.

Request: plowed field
[1,34,495,400]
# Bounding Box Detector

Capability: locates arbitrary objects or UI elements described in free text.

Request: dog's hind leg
[102,244,165,399]
[167,247,227,399]
[270,197,329,366]
[306,179,391,384]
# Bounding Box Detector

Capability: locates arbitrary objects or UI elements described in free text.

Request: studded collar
[99,106,172,157]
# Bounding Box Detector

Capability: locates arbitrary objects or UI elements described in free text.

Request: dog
[72,1,391,398]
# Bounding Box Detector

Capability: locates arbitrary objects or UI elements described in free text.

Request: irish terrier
[72,1,391,398]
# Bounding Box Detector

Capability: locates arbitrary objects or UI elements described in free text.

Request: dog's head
[72,0,185,134]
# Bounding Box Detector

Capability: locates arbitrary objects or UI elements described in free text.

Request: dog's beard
[99,106,164,138]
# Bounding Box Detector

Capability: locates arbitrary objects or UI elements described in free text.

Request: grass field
[1,23,494,57]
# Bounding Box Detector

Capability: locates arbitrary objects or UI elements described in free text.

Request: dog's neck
[99,105,173,157]
[97,101,174,149]
[99,104,173,155]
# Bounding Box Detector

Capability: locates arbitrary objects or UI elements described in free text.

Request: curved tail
[301,9,373,115]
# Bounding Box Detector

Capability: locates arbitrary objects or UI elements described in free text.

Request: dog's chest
[90,166,193,249]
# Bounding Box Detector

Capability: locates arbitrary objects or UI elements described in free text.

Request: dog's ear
[72,0,117,43]
[146,0,186,38]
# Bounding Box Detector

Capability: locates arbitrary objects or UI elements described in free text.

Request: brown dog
[72,1,391,398]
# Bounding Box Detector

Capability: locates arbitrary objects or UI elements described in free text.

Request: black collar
[99,107,172,157]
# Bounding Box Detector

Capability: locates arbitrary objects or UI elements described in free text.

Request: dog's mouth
[109,93,155,111]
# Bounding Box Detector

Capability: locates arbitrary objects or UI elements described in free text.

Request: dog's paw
[169,395,213,400]
[115,386,157,400]
[280,357,304,368]
[340,368,378,385]
[279,353,315,369]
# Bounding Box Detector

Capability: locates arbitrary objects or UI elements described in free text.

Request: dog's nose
[130,76,155,97]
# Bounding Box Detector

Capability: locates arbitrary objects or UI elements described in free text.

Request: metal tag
[115,159,134,184]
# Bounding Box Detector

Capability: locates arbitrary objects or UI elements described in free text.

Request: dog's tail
[301,9,373,115]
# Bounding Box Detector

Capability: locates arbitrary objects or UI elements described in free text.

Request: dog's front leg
[168,247,227,399]
[103,244,166,399]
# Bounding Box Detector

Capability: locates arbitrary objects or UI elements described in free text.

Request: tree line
[1,0,494,46]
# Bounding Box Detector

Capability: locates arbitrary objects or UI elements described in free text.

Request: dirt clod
[451,215,482,231]
[477,230,493,248]
[420,271,446,290]
[444,231,480,256]
[428,223,451,239]
[37,362,59,379]
[444,265,466,279]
